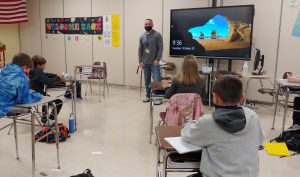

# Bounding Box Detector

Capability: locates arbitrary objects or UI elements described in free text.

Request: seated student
[0,53,42,117]
[29,55,63,124]
[284,73,300,126]
[162,55,205,99]
[181,76,264,177]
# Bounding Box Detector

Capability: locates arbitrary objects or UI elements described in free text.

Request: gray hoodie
[181,106,264,177]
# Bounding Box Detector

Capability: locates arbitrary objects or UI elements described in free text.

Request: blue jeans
[144,64,161,98]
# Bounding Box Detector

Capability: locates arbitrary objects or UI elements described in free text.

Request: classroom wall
[19,0,300,100]
[0,24,20,63]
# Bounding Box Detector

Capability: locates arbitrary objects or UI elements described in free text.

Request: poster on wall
[103,15,112,47]
[111,14,120,47]
[45,17,103,34]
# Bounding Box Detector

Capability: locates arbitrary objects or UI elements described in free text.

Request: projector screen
[170,5,255,60]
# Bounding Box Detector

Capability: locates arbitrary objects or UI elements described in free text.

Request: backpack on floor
[71,169,94,177]
[64,80,82,99]
[271,124,300,152]
[35,123,69,143]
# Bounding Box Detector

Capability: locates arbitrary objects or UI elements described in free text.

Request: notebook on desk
[164,137,202,154]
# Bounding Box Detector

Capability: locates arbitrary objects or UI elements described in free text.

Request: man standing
[138,19,163,103]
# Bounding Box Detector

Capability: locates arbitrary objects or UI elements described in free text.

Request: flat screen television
[170,5,254,60]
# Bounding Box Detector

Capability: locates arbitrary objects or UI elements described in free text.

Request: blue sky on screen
[188,15,229,39]
[292,9,300,37]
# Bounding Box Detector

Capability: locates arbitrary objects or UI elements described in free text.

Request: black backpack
[271,124,300,152]
[65,80,82,99]
[71,169,94,177]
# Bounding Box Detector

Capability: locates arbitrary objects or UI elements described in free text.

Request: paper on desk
[164,137,202,154]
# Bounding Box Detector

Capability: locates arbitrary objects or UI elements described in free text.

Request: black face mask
[145,26,153,32]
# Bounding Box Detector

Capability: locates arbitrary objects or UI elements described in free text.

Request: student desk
[74,64,105,102]
[155,126,200,177]
[243,74,274,105]
[272,79,300,132]
[1,96,60,177]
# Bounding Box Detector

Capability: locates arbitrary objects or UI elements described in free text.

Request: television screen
[170,5,254,60]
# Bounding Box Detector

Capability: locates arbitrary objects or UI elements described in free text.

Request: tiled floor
[0,85,299,177]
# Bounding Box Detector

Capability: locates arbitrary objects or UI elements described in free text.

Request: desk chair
[85,62,109,99]
[155,126,201,177]
[272,80,300,131]
[159,93,204,126]
[149,87,166,143]
[160,61,176,80]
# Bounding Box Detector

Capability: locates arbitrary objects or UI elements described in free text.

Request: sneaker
[143,97,150,103]
[154,99,162,105]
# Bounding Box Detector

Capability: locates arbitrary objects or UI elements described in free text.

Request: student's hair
[32,55,46,68]
[213,76,243,104]
[12,53,33,69]
[176,55,202,86]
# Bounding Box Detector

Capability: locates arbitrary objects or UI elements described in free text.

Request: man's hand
[139,62,144,69]
[153,60,159,66]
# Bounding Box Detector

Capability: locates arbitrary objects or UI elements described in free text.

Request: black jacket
[165,78,205,99]
[29,68,60,95]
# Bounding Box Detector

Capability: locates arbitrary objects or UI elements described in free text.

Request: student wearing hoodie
[0,53,42,117]
[29,55,63,124]
[181,76,264,177]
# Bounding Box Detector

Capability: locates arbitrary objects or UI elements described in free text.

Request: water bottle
[242,61,248,76]
[69,113,75,133]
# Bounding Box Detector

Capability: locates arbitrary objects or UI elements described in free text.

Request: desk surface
[212,71,241,78]
[243,74,271,79]
[277,79,300,87]
[15,96,58,108]
[155,126,182,150]
[150,80,172,91]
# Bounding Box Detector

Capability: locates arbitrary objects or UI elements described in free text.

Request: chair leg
[90,80,93,93]
[7,123,13,135]
[13,116,19,160]
[85,81,89,96]
[103,79,106,99]
[105,79,109,94]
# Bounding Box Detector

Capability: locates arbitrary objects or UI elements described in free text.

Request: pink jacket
[164,93,204,126]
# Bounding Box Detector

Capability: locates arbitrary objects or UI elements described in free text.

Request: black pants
[293,97,300,124]
[42,99,63,120]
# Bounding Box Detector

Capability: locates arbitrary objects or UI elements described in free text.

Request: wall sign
[45,17,103,35]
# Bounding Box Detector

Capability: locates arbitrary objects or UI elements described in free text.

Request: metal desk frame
[1,97,60,177]
[74,65,106,102]
[272,79,300,132]
[155,126,200,177]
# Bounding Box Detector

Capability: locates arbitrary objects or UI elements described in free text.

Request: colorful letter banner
[45,17,103,35]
